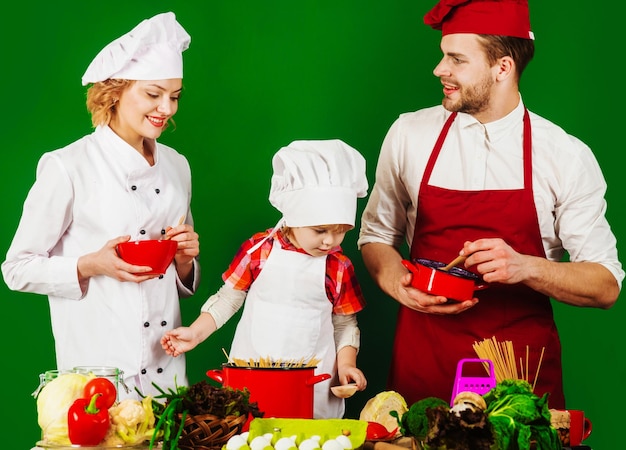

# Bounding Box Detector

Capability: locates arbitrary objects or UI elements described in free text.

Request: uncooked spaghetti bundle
[473,336,544,390]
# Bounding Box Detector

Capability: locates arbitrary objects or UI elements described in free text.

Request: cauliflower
[102,396,159,446]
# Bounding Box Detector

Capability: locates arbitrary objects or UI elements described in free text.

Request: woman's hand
[165,223,199,285]
[77,236,158,283]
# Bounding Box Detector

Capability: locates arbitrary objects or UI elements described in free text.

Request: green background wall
[1,1,623,448]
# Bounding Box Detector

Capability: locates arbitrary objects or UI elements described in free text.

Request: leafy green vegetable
[182,380,261,418]
[140,379,263,450]
[424,405,494,450]
[146,382,187,450]
[396,397,449,439]
[483,379,560,450]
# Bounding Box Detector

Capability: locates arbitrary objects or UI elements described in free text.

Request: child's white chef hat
[269,139,368,228]
[81,12,190,86]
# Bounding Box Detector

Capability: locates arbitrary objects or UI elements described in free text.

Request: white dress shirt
[2,125,200,398]
[358,100,624,288]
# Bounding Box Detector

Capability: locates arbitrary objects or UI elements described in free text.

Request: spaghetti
[472,336,545,390]
[222,349,321,368]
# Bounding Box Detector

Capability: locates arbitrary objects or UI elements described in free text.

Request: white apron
[229,239,343,418]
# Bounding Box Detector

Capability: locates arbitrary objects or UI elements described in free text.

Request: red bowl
[117,239,178,275]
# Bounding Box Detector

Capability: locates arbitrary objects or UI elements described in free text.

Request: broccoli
[395,397,449,439]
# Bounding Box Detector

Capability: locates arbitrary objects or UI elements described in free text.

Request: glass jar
[32,369,81,398]
[33,367,133,446]
[73,366,130,397]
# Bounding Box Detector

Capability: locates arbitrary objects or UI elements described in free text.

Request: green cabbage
[484,379,561,450]
[36,372,90,444]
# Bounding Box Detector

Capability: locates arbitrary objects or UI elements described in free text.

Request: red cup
[568,409,592,446]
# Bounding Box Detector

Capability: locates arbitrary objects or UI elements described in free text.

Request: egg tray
[247,418,368,449]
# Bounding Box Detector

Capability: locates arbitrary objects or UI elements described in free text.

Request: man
[358,0,623,409]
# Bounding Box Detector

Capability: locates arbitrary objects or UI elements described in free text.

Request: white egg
[310,435,321,442]
[250,435,272,450]
[264,433,274,441]
[299,438,321,450]
[322,440,344,450]
[226,435,248,450]
[275,436,297,450]
[334,435,353,449]
[241,432,250,442]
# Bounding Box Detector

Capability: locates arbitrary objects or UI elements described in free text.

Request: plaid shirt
[222,228,366,315]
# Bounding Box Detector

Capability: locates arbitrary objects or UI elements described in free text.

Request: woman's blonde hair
[85,79,133,127]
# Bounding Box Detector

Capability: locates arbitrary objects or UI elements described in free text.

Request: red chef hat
[424,0,534,40]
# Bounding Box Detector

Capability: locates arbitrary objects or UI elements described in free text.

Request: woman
[2,12,200,398]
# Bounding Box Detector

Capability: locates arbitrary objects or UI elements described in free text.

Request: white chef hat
[81,12,190,86]
[269,139,368,228]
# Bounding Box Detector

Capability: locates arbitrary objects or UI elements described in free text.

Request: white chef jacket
[358,99,624,288]
[2,125,200,398]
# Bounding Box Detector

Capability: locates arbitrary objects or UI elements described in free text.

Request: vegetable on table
[141,379,263,450]
[68,393,111,445]
[393,396,449,439]
[483,379,560,450]
[365,421,397,440]
[359,390,408,436]
[36,372,91,445]
[424,402,493,450]
[83,376,117,410]
[102,396,158,446]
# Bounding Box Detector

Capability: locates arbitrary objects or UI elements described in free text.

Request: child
[161,139,368,418]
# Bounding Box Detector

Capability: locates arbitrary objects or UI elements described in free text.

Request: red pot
[401,258,487,301]
[206,365,331,425]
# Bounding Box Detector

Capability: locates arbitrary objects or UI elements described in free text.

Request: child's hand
[161,327,197,357]
[338,366,367,391]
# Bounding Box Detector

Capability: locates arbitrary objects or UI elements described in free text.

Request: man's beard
[442,74,493,115]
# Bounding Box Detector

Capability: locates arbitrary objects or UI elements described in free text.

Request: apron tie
[246,217,286,255]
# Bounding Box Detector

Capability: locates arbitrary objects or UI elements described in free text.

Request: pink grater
[450,358,497,406]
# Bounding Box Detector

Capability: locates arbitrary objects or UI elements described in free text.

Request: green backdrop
[1,1,623,448]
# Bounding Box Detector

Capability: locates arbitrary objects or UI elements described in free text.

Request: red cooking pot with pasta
[401,258,488,301]
[206,364,331,429]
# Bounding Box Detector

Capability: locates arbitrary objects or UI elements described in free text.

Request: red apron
[388,110,565,408]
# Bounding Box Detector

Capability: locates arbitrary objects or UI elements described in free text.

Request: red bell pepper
[366,421,398,440]
[68,393,111,445]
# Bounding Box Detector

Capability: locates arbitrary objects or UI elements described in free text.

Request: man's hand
[398,269,478,314]
[461,238,528,284]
